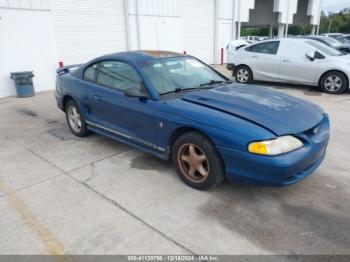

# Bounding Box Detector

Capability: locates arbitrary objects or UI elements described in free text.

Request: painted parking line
[0,177,66,255]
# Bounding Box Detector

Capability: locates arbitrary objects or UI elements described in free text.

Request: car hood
[181,84,324,136]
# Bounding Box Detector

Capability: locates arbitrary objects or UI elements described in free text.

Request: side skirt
[86,121,169,160]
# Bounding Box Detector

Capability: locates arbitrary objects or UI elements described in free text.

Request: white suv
[227,38,350,94]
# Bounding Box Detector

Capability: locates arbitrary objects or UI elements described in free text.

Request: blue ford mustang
[55,51,330,190]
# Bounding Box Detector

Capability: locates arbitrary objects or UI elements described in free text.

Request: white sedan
[227,38,350,94]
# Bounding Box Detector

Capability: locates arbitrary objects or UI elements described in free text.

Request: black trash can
[10,71,35,98]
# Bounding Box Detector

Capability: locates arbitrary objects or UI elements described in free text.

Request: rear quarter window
[84,63,99,81]
[246,41,280,55]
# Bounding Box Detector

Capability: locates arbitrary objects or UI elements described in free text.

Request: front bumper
[218,115,330,186]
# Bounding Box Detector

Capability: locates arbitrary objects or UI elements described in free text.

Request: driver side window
[96,61,142,91]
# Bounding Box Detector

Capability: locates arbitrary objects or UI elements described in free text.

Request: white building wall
[216,0,234,63]
[127,0,215,64]
[217,0,255,22]
[0,3,57,97]
[274,0,298,24]
[307,0,322,25]
[215,0,255,63]
[182,0,215,63]
[0,0,50,10]
[128,0,181,17]
[218,0,234,20]
[127,0,182,52]
[233,0,255,23]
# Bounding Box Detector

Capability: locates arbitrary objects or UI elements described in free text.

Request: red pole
[220,48,224,65]
[59,61,64,68]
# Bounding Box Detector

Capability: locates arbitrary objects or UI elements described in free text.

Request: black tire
[234,65,253,84]
[320,71,348,94]
[172,132,225,190]
[65,100,89,137]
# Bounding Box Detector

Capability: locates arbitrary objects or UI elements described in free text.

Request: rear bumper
[218,115,330,186]
[226,64,236,71]
[54,91,64,111]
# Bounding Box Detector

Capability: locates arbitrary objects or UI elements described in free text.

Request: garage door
[182,0,215,64]
[50,0,128,65]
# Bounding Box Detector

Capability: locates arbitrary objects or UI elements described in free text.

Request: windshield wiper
[159,80,232,96]
[199,80,232,87]
[174,84,221,93]
[174,87,205,93]
[160,87,197,96]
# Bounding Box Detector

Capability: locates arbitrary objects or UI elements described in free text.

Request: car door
[245,41,281,81]
[83,60,162,151]
[278,40,319,85]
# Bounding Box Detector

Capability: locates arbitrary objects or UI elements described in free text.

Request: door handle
[93,95,102,101]
[252,55,259,59]
[282,59,291,63]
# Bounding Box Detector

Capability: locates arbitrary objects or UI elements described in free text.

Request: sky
[322,0,350,13]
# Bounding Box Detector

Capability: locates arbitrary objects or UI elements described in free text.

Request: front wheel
[234,66,253,84]
[65,100,89,137]
[172,132,225,190]
[320,71,348,94]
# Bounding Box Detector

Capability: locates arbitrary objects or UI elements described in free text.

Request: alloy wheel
[237,69,249,83]
[177,143,209,183]
[324,75,343,93]
[68,105,82,133]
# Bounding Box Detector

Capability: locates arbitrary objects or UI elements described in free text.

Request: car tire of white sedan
[320,71,348,94]
[172,132,225,190]
[234,66,253,84]
[65,100,90,137]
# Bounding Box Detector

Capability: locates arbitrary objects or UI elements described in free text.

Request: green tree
[319,8,350,34]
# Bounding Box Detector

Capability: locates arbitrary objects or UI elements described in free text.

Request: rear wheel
[320,71,348,94]
[234,66,253,84]
[172,132,225,190]
[65,100,89,137]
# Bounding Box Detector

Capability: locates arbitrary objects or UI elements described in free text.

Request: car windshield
[329,34,343,39]
[321,37,342,47]
[306,40,343,56]
[338,37,350,44]
[141,57,227,95]
[337,37,349,44]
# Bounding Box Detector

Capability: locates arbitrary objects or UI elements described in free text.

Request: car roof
[258,38,307,44]
[303,35,327,40]
[94,50,187,64]
[323,33,344,36]
[274,38,319,46]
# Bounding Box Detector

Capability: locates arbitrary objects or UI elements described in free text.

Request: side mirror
[123,83,150,99]
[306,51,316,61]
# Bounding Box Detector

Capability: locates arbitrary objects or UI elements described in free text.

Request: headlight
[248,136,303,156]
